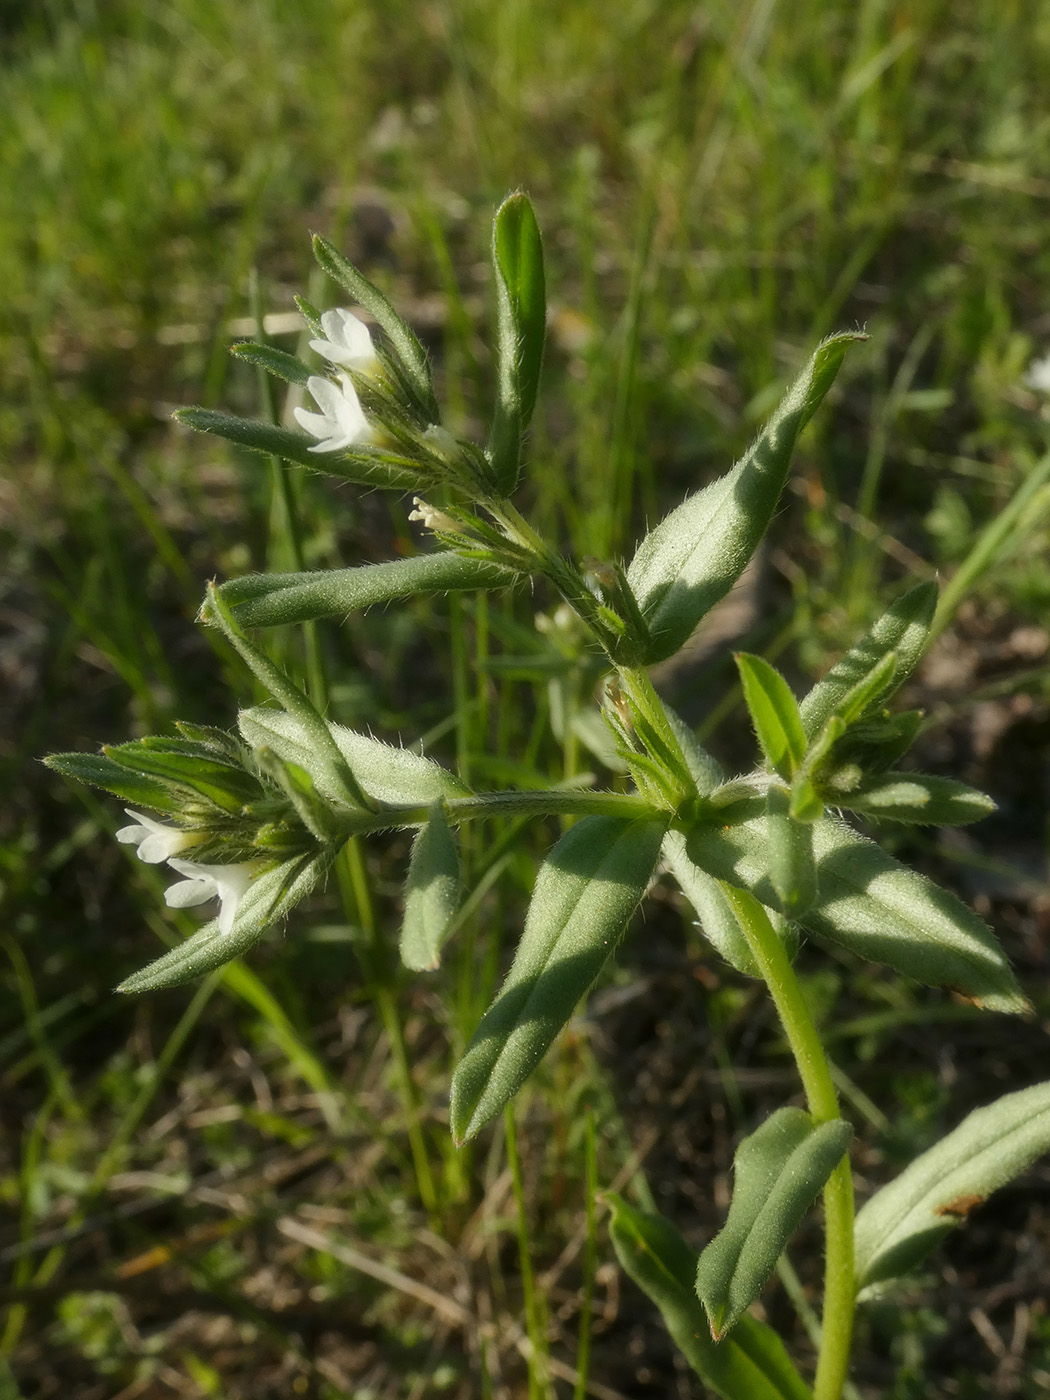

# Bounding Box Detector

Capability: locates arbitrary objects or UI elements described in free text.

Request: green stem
[719,884,855,1400]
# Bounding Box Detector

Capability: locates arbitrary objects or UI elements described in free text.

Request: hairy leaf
[220,553,515,628]
[626,333,864,663]
[696,1108,852,1337]
[686,807,1025,1013]
[765,786,817,918]
[450,817,665,1142]
[230,341,312,386]
[175,407,421,490]
[117,854,328,993]
[45,752,184,815]
[854,1081,1050,1291]
[800,581,938,738]
[662,830,759,976]
[488,191,546,494]
[400,804,460,971]
[830,774,996,826]
[239,706,469,809]
[607,1195,812,1400]
[736,654,807,780]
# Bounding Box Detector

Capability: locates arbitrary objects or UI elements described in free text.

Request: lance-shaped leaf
[204,586,372,812]
[800,581,938,738]
[230,341,312,387]
[662,830,759,976]
[400,803,461,971]
[626,332,864,664]
[832,774,996,826]
[175,407,421,490]
[686,807,1025,1013]
[311,234,438,420]
[103,740,263,813]
[239,706,469,809]
[219,552,516,628]
[117,853,329,993]
[45,751,185,815]
[606,1194,812,1400]
[450,816,665,1143]
[487,192,546,494]
[854,1081,1050,1292]
[764,785,817,919]
[736,654,807,781]
[696,1108,852,1338]
[664,705,725,795]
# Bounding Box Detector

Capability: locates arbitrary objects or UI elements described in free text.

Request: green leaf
[219,552,516,628]
[663,705,725,795]
[831,774,996,826]
[487,191,546,494]
[311,234,438,420]
[854,1081,1050,1291]
[800,581,938,738]
[117,853,328,993]
[696,1108,852,1338]
[45,752,184,815]
[606,1194,813,1400]
[626,333,864,664]
[400,804,460,971]
[450,816,665,1142]
[686,807,1026,1013]
[229,341,312,386]
[736,654,807,780]
[238,706,469,808]
[175,407,421,490]
[103,741,263,812]
[764,786,817,919]
[662,830,759,976]
[203,586,372,813]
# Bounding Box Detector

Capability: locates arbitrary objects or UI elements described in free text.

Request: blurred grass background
[4,1,1050,1395]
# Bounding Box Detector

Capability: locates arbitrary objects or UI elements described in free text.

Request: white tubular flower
[293,374,374,453]
[164,859,254,937]
[1024,353,1050,394]
[309,308,378,374]
[116,809,200,865]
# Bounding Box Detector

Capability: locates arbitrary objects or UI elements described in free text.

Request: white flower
[408,496,460,534]
[293,374,374,453]
[164,858,254,936]
[116,809,200,864]
[1024,354,1050,394]
[309,308,378,374]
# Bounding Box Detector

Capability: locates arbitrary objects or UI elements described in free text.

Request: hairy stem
[719,883,855,1400]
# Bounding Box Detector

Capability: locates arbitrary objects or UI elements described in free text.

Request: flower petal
[164,877,217,910]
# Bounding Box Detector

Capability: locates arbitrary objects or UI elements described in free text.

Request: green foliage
[696,1108,852,1338]
[607,1194,813,1399]
[219,554,515,628]
[487,192,547,494]
[400,803,461,972]
[800,583,938,739]
[626,333,865,663]
[688,808,1025,1013]
[736,654,809,782]
[854,1081,1050,1292]
[450,816,666,1143]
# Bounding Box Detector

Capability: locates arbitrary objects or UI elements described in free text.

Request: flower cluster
[117,810,255,936]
